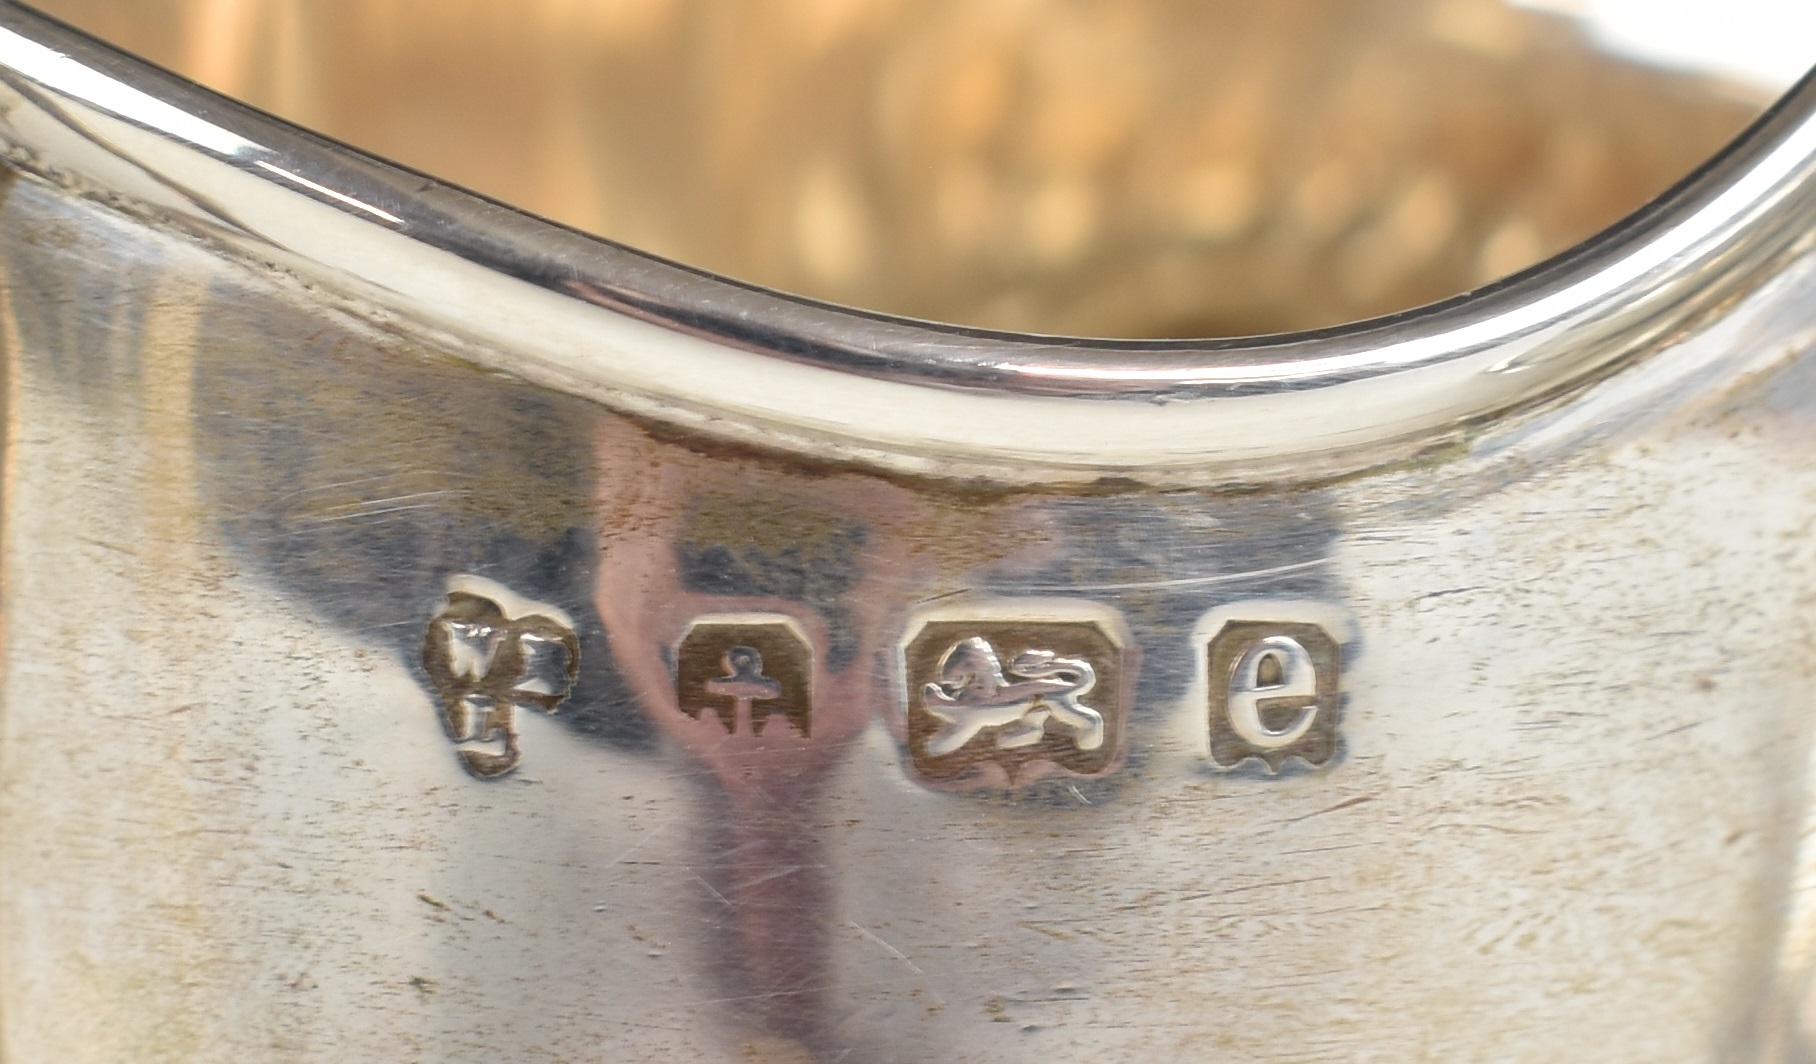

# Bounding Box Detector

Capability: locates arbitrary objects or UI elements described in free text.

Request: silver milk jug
[1,1,1815,1060]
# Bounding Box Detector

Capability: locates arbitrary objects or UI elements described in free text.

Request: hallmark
[902,604,1130,785]
[423,577,579,779]
[1205,620,1341,771]
[676,615,813,737]
[922,639,1106,755]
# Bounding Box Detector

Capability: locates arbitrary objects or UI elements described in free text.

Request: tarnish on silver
[0,3,1811,482]
[422,576,580,779]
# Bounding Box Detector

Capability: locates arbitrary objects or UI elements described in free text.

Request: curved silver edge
[0,0,1811,484]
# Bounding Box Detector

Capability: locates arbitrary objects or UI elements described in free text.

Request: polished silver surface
[3,1,1816,1062]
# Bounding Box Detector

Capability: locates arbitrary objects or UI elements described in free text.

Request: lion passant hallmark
[921,638,1107,756]
[901,601,1132,786]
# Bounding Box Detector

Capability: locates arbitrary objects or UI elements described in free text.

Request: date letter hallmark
[423,579,579,779]
[1206,620,1341,771]
[902,608,1130,786]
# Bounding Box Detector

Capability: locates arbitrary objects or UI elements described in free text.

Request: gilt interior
[29,0,1767,337]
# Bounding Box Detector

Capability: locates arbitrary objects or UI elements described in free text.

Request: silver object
[2,1,1816,1061]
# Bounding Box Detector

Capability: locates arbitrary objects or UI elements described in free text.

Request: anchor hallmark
[676,616,814,738]
[423,577,579,780]
[902,606,1130,786]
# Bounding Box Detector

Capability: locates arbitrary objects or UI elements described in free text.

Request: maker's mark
[423,578,579,779]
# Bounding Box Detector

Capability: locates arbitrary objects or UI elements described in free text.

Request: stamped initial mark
[903,609,1130,785]
[423,579,580,779]
[1206,621,1341,771]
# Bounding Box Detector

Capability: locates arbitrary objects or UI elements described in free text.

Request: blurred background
[23,0,1816,337]
[1525,0,1814,90]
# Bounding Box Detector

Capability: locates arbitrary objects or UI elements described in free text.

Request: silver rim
[0,0,1811,483]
